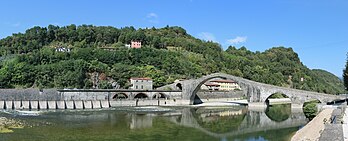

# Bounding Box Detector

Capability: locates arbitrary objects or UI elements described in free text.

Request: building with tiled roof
[130,77,153,90]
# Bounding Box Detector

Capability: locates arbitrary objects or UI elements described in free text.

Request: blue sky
[0,0,347,76]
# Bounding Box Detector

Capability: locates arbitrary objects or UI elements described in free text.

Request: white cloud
[8,22,21,27]
[146,13,159,23]
[226,36,247,44]
[147,13,158,18]
[198,32,217,42]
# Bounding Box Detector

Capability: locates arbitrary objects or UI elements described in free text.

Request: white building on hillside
[130,77,153,90]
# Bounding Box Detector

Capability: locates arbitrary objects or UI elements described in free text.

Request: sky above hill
[0,0,347,76]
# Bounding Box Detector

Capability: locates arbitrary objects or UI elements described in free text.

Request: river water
[0,105,307,141]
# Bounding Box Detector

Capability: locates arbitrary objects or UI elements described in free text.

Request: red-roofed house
[201,79,240,91]
[131,41,142,48]
[130,77,153,90]
[203,83,220,91]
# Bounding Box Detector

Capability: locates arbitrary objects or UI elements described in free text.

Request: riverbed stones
[0,117,24,133]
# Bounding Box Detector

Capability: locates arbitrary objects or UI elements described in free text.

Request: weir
[83,101,92,109]
[92,101,101,109]
[47,101,56,109]
[74,101,84,109]
[65,101,74,109]
[22,101,30,109]
[13,101,21,109]
[0,101,3,109]
[39,101,47,110]
[101,101,110,108]
[56,101,65,109]
[30,101,39,109]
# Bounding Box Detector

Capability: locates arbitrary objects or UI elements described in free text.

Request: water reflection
[1,106,308,141]
[194,107,247,133]
[130,114,153,129]
[265,104,291,122]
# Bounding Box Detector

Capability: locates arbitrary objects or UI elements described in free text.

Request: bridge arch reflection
[170,106,307,138]
[265,104,291,122]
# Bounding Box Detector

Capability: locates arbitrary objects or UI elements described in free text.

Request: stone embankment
[291,105,347,141]
[291,108,334,141]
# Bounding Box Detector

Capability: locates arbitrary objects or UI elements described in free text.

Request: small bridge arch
[134,93,149,99]
[153,93,167,99]
[261,88,327,105]
[112,93,129,99]
[265,92,291,105]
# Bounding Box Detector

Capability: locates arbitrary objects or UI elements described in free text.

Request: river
[0,105,307,141]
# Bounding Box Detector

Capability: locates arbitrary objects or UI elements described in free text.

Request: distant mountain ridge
[0,25,345,94]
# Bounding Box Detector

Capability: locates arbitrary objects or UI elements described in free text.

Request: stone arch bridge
[160,73,342,105]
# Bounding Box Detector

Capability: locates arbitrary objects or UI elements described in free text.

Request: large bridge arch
[181,73,260,104]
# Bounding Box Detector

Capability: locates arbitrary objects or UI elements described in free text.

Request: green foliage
[303,100,320,120]
[0,25,345,93]
[268,93,288,99]
[344,54,348,91]
[265,104,291,122]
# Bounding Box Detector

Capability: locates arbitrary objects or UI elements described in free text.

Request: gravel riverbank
[0,117,24,133]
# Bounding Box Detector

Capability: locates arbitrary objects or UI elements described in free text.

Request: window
[141,85,143,89]
[136,86,138,89]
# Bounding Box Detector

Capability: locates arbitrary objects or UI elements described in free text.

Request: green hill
[0,25,345,94]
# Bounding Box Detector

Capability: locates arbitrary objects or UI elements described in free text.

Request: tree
[0,25,345,94]
[344,54,348,90]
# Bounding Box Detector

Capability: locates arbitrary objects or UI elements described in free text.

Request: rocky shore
[0,117,24,133]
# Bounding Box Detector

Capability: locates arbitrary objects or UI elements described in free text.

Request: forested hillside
[0,25,345,94]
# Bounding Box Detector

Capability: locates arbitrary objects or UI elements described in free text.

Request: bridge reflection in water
[166,106,307,138]
[105,106,307,139]
[109,105,308,138]
[6,106,307,141]
[37,106,307,140]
